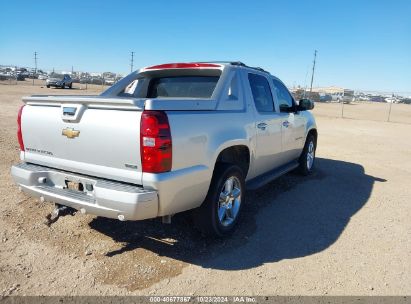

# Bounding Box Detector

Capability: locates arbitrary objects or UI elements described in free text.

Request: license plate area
[64,177,94,194]
[65,180,84,192]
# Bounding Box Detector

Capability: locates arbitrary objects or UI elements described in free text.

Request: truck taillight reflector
[17,105,25,151]
[140,110,172,173]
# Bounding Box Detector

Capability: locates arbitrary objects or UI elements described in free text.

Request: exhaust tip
[118,214,125,221]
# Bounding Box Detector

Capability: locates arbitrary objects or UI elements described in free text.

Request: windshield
[147,76,219,98]
[49,73,64,79]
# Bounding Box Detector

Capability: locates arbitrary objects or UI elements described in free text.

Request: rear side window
[147,76,219,98]
[248,73,274,112]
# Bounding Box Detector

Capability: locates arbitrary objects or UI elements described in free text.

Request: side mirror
[298,98,314,111]
[279,104,294,113]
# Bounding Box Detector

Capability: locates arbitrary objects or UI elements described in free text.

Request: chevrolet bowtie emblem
[62,128,80,139]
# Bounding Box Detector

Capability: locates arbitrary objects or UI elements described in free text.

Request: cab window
[271,78,294,112]
[248,73,274,112]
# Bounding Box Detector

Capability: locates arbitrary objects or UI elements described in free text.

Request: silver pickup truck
[11,62,317,236]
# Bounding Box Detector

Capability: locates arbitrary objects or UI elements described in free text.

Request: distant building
[310,86,346,94]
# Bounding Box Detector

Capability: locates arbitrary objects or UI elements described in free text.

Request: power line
[130,51,134,73]
[309,50,317,93]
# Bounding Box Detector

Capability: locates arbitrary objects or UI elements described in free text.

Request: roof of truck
[143,61,270,74]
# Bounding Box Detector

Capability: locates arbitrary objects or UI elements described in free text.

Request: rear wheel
[61,83,65,89]
[46,85,50,88]
[69,83,72,89]
[193,164,245,237]
[298,134,316,175]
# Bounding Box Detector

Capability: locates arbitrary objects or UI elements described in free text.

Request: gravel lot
[1,81,410,296]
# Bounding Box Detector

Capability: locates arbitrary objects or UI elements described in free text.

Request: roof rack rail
[193,61,269,73]
[228,61,247,66]
[250,66,268,73]
[193,61,246,66]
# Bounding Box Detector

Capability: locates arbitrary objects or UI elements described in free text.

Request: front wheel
[298,134,316,175]
[193,164,245,237]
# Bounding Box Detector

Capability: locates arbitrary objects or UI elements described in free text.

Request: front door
[247,73,284,178]
[271,78,306,163]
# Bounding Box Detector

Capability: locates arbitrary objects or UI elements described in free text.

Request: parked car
[90,77,104,85]
[319,94,333,102]
[370,96,385,102]
[11,62,317,237]
[342,89,355,103]
[38,74,48,80]
[46,73,73,89]
[16,73,25,81]
[400,98,411,105]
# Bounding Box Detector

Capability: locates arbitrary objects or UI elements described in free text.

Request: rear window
[147,76,219,98]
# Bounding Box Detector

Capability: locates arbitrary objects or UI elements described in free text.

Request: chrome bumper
[11,163,158,221]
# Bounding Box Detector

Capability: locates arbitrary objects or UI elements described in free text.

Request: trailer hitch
[45,204,77,227]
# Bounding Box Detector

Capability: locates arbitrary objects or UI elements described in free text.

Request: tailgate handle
[63,107,77,116]
[61,104,85,122]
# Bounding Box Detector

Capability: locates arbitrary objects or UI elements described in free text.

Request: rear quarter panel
[146,110,255,216]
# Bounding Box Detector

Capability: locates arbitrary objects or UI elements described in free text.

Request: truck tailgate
[21,98,144,185]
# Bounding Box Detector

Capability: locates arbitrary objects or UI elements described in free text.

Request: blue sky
[1,0,410,92]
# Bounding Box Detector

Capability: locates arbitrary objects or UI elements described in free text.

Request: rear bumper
[11,163,158,221]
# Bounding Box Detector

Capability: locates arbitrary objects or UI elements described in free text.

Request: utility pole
[130,51,135,73]
[33,51,38,85]
[34,51,38,74]
[387,92,393,122]
[309,50,317,93]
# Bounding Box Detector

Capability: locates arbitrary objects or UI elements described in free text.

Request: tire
[61,83,65,89]
[46,85,50,88]
[193,164,245,237]
[68,83,72,89]
[298,134,316,176]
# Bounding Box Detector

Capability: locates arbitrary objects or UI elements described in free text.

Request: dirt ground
[0,81,410,296]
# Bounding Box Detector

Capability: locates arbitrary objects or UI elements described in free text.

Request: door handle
[282,121,290,128]
[257,122,267,130]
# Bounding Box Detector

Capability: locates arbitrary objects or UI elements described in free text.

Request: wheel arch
[213,144,251,179]
[307,128,318,145]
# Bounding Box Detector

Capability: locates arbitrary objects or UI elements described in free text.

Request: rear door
[247,73,284,178]
[271,78,306,163]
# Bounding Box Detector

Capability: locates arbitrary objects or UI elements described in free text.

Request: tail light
[140,110,172,173]
[17,105,25,151]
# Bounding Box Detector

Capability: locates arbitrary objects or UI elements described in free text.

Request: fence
[0,77,109,93]
[1,76,411,124]
[312,101,411,124]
